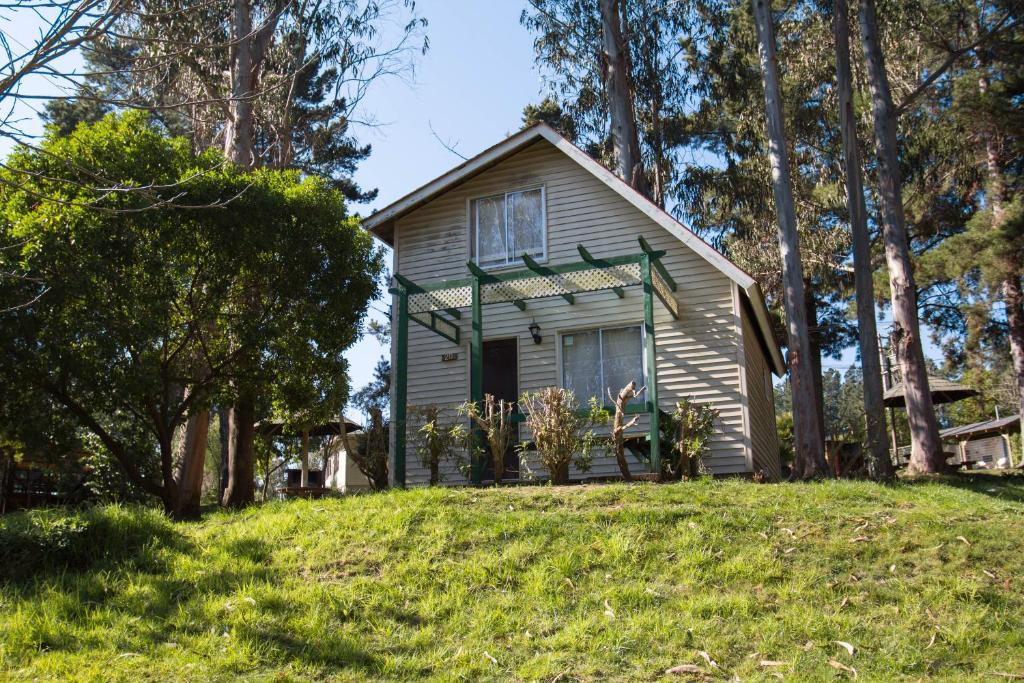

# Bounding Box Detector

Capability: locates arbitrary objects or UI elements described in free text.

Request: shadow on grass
[0,504,193,583]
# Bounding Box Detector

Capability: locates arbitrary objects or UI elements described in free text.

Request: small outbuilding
[940,414,1021,468]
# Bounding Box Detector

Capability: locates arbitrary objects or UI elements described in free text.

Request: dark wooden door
[482,338,519,479]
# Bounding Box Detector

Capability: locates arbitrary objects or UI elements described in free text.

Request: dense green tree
[0,113,382,516]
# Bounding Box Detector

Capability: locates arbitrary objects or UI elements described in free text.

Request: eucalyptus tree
[750,0,827,477]
[522,0,699,205]
[832,0,891,478]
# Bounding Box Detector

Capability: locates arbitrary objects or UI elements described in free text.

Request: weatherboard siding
[392,139,756,485]
[742,304,781,480]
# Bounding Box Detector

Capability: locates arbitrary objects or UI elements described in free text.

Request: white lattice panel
[482,263,641,304]
[652,270,679,319]
[407,263,642,313]
[409,286,472,314]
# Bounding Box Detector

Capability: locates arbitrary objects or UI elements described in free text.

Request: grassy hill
[1,475,1023,681]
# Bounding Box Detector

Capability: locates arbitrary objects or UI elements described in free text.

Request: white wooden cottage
[362,124,785,485]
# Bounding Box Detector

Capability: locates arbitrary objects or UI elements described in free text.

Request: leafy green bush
[0,505,180,581]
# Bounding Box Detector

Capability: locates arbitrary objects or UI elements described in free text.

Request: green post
[391,286,409,487]
[641,255,661,477]
[469,273,484,484]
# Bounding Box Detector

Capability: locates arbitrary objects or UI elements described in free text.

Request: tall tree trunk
[805,281,827,448]
[1006,278,1024,466]
[172,409,209,518]
[599,0,649,197]
[751,0,828,479]
[833,0,893,480]
[857,0,943,474]
[219,0,286,504]
[224,0,257,167]
[222,396,256,508]
[978,69,1024,466]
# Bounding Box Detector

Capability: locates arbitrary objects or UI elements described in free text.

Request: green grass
[1,474,1023,681]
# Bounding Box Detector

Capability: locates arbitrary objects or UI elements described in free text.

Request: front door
[482,338,519,480]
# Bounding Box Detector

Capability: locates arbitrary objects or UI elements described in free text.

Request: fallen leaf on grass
[849,536,870,543]
[698,651,719,669]
[563,577,575,589]
[837,597,849,610]
[956,535,971,546]
[829,659,857,677]
[603,599,615,618]
[802,641,814,651]
[834,641,856,656]
[759,660,789,667]
[925,632,937,649]
[784,547,797,554]
[483,651,497,665]
[983,569,997,579]
[665,664,703,675]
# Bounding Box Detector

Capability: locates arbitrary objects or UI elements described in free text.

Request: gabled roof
[939,413,1020,440]
[361,123,785,375]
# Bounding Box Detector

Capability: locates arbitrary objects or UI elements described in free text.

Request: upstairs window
[472,187,545,268]
[561,325,645,402]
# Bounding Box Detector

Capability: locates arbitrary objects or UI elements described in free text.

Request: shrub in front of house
[518,387,608,484]
[411,404,467,485]
[660,397,720,480]
[457,394,516,484]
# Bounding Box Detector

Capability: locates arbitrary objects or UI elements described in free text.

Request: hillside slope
[1,476,1023,681]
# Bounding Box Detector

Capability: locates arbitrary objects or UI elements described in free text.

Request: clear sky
[1,0,944,412]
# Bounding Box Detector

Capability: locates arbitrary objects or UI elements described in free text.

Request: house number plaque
[441,352,459,362]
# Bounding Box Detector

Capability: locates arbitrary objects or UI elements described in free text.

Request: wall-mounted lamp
[528,319,542,345]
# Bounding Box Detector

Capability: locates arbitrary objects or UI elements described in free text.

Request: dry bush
[518,387,607,484]
[458,394,515,483]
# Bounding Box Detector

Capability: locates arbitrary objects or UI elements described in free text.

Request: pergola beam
[638,235,678,292]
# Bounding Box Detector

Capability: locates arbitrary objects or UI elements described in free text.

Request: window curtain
[509,188,543,258]
[476,195,506,266]
[562,331,601,400]
[602,326,644,398]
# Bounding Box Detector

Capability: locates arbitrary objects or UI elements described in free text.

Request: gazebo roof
[882,376,977,408]
[255,418,362,438]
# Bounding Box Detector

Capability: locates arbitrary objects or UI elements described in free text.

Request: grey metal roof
[939,413,1021,440]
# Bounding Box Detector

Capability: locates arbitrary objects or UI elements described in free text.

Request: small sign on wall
[441,352,459,362]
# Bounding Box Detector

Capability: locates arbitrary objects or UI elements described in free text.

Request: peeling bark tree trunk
[857,0,943,473]
[751,0,828,479]
[224,0,257,167]
[833,0,893,479]
[599,0,649,198]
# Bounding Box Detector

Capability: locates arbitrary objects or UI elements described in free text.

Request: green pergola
[389,237,680,486]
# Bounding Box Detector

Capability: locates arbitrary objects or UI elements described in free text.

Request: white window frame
[558,324,647,403]
[471,186,547,270]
